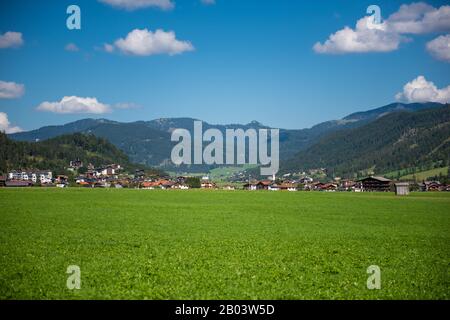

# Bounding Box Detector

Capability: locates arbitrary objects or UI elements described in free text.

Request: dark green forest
[0,132,162,176]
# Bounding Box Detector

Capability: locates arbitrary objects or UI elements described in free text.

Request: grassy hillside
[281,105,450,178]
[399,167,449,181]
[1,189,449,299]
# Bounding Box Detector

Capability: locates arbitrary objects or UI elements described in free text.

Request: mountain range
[8,102,449,176]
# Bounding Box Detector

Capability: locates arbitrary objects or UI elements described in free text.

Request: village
[1,159,449,194]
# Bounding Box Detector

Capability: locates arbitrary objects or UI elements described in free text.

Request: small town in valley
[1,159,449,193]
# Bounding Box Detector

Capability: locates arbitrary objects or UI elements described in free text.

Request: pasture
[0,188,449,299]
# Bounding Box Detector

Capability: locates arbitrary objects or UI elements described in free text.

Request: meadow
[0,188,449,299]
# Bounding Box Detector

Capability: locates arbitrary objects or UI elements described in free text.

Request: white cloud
[65,43,79,52]
[0,80,25,99]
[426,34,450,63]
[0,112,23,134]
[103,43,115,52]
[395,76,450,103]
[387,3,450,34]
[36,96,111,114]
[112,28,194,56]
[314,3,450,54]
[313,16,403,54]
[98,0,174,11]
[0,31,23,49]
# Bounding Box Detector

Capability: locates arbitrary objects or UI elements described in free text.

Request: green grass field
[1,188,449,299]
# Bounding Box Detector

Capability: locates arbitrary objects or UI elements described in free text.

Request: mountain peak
[245,120,267,128]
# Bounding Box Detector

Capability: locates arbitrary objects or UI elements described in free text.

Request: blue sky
[0,0,449,131]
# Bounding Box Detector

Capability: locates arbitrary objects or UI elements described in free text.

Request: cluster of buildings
[0,170,69,187]
[139,177,218,190]
[241,176,448,194]
[242,176,391,192]
[75,163,139,188]
[243,180,298,191]
[419,181,450,192]
[0,160,122,188]
[7,170,53,184]
[1,162,449,194]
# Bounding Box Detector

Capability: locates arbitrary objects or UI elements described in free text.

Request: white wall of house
[8,171,52,183]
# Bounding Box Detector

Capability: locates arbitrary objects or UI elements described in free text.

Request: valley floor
[0,189,449,299]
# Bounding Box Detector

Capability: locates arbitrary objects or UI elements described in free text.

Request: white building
[8,170,52,184]
[38,171,53,184]
[8,171,21,180]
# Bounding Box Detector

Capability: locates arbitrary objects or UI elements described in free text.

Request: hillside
[8,102,446,171]
[0,132,158,175]
[281,105,450,178]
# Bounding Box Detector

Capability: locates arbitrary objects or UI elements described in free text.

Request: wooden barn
[358,176,392,192]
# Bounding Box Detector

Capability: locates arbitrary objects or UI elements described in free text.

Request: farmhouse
[243,180,271,190]
[321,183,338,192]
[279,183,298,191]
[358,176,391,192]
[69,159,83,169]
[173,183,189,190]
[242,180,261,190]
[419,181,442,192]
[242,180,298,191]
[96,166,115,176]
[258,180,272,190]
[160,181,176,190]
[38,171,53,184]
[201,181,216,189]
[340,179,356,191]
